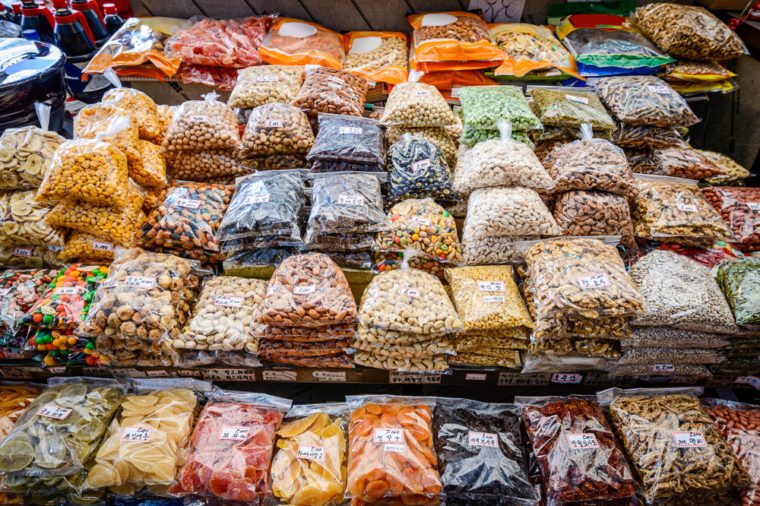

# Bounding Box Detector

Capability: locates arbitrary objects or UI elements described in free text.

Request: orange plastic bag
[344,31,408,85]
[346,395,442,505]
[259,18,344,69]
[408,11,503,64]
[491,23,582,79]
[410,57,499,73]
[412,69,495,91]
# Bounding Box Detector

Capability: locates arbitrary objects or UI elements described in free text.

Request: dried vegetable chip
[0,127,64,191]
[1,190,65,248]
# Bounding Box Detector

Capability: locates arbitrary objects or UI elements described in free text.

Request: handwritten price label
[297,446,325,462]
[672,431,707,448]
[121,426,152,442]
[652,363,675,373]
[373,428,404,444]
[220,426,250,441]
[467,431,498,448]
[338,194,364,206]
[54,286,81,296]
[567,433,600,450]
[255,75,278,82]
[12,247,32,257]
[263,119,283,128]
[566,94,589,104]
[384,443,406,453]
[400,287,419,298]
[38,403,72,420]
[465,372,487,381]
[92,241,114,252]
[312,370,346,382]
[213,296,244,308]
[245,193,271,204]
[478,281,505,292]
[677,203,697,213]
[294,285,316,295]
[747,203,760,211]
[174,198,201,209]
[122,276,157,289]
[578,274,610,290]
[483,295,505,303]
[338,126,362,135]
[411,159,432,172]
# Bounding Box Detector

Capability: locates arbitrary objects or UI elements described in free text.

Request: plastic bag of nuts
[358,267,463,335]
[528,87,616,140]
[60,232,116,263]
[381,82,458,128]
[162,94,241,152]
[141,181,234,261]
[616,347,724,366]
[344,31,409,85]
[459,85,541,133]
[387,134,454,203]
[611,125,687,150]
[553,191,635,247]
[258,253,356,328]
[386,126,457,167]
[650,147,726,180]
[80,248,201,367]
[307,114,385,172]
[518,396,636,505]
[0,190,64,248]
[240,103,313,159]
[0,127,64,191]
[227,65,304,110]
[73,104,140,164]
[101,87,161,142]
[36,139,129,208]
[601,388,750,505]
[714,258,760,327]
[291,65,368,117]
[702,187,760,251]
[628,327,731,349]
[408,11,502,63]
[594,76,699,128]
[130,140,166,189]
[631,250,738,333]
[167,149,252,181]
[632,175,732,245]
[701,150,751,185]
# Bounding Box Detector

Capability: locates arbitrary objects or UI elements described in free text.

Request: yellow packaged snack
[102,87,161,142]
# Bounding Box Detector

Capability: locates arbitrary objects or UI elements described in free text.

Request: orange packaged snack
[346,395,442,505]
[408,12,503,65]
[344,32,408,85]
[260,18,344,69]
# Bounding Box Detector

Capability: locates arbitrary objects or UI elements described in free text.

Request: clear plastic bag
[353,331,455,359]
[388,134,454,203]
[594,76,699,128]
[0,385,41,442]
[628,327,730,349]
[358,267,463,335]
[73,104,140,164]
[306,232,375,253]
[464,187,560,241]
[630,250,737,333]
[616,347,723,366]
[601,387,750,505]
[0,127,64,191]
[80,249,201,367]
[434,398,537,505]
[228,65,304,109]
[701,150,751,185]
[386,126,457,166]
[1,190,64,248]
[171,389,291,502]
[241,103,313,158]
[0,244,60,269]
[610,363,714,379]
[491,23,578,79]
[634,4,746,61]
[162,95,241,152]
[459,85,541,133]
[344,31,408,85]
[702,187,760,251]
[521,352,612,373]
[408,11,502,64]
[714,258,760,326]
[0,269,55,350]
[528,87,615,139]
[259,18,344,69]
[101,87,161,142]
[632,175,732,245]
[131,140,166,189]
[306,114,385,172]
[259,253,356,328]
[345,395,442,504]
[36,139,129,207]
[518,396,636,505]
[651,147,726,180]
[292,65,368,117]
[553,191,635,247]
[60,232,116,263]
[218,171,306,247]
[86,379,207,495]
[167,149,253,181]
[611,125,687,150]
[380,82,458,128]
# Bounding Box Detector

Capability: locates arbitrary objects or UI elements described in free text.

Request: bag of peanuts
[650,147,726,180]
[228,65,305,110]
[166,149,252,181]
[702,187,760,251]
[101,87,161,142]
[73,104,140,164]
[292,65,368,118]
[345,395,443,504]
[344,31,408,85]
[381,82,458,128]
[260,18,344,69]
[36,138,129,208]
[129,140,166,190]
[600,387,750,505]
[307,114,385,172]
[553,190,636,248]
[407,11,503,64]
[163,93,241,152]
[240,103,314,159]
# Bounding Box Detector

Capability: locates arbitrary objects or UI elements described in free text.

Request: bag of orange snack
[408,11,503,64]
[344,32,408,85]
[260,18,344,69]
[346,395,442,505]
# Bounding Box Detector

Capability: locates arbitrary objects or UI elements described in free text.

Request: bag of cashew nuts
[307,114,386,172]
[162,93,241,152]
[553,191,636,248]
[632,175,732,246]
[599,387,750,505]
[381,82,458,128]
[240,103,314,159]
[291,65,368,118]
[166,149,252,181]
[227,65,305,110]
[80,248,202,367]
[258,253,356,328]
[702,187,760,252]
[543,124,636,198]
[0,127,64,191]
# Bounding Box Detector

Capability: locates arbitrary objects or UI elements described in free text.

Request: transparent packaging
[380,82,458,128]
[0,127,64,191]
[227,65,304,109]
[291,66,368,117]
[714,258,760,326]
[162,96,241,152]
[306,114,385,172]
[388,134,454,203]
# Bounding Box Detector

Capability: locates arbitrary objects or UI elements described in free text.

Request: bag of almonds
[163,93,241,152]
[240,103,314,158]
[291,65,368,117]
[553,190,636,248]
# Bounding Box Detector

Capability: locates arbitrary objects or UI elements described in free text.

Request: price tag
[203,368,257,382]
[121,426,152,442]
[410,216,431,228]
[174,198,201,209]
[578,274,610,290]
[312,370,347,382]
[38,403,72,420]
[414,89,430,96]
[263,119,283,128]
[551,373,583,384]
[12,247,32,257]
[337,194,364,205]
[672,431,707,448]
[389,372,441,384]
[411,159,431,172]
[177,369,202,378]
[468,431,498,448]
[255,75,278,82]
[54,286,81,296]
[374,428,404,444]
[146,369,169,377]
[498,372,550,386]
[122,276,157,289]
[478,281,505,292]
[262,370,297,382]
[648,85,672,95]
[465,372,487,381]
[567,433,600,450]
[294,285,315,295]
[297,446,325,462]
[92,241,114,252]
[747,202,760,211]
[566,94,589,104]
[245,193,271,205]
[338,126,362,135]
[48,245,63,252]
[677,203,697,213]
[450,87,461,98]
[214,295,244,308]
[400,287,419,298]
[220,426,250,441]
[119,367,147,378]
[47,366,66,375]
[484,295,505,303]
[384,443,406,453]
[652,363,675,373]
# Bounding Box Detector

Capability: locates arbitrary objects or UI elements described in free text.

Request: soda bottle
[102,2,123,35]
[70,0,108,46]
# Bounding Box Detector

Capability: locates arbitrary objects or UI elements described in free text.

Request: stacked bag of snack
[458,85,541,148]
[0,269,55,359]
[239,102,314,170]
[306,114,384,173]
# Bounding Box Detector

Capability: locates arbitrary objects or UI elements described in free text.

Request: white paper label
[648,85,672,95]
[339,126,362,135]
[174,198,201,209]
[410,217,431,228]
[245,193,270,204]
[483,295,505,303]
[313,370,346,382]
[677,203,698,213]
[566,94,589,104]
[747,202,760,211]
[220,426,250,441]
[551,373,583,384]
[414,89,430,96]
[255,75,278,82]
[411,159,431,172]
[468,431,498,448]
[384,443,406,453]
[121,426,152,442]
[567,433,600,450]
[54,286,81,296]
[400,287,419,298]
[38,403,72,420]
[262,370,297,382]
[123,276,157,289]
[297,445,325,462]
[145,369,169,377]
[294,285,316,295]
[578,274,610,290]
[466,372,487,381]
[672,431,707,448]
[48,245,63,252]
[389,371,442,384]
[374,428,404,444]
[263,119,283,128]
[338,194,364,205]
[203,368,256,381]
[92,241,114,252]
[214,295,244,308]
[652,363,675,373]
[12,247,32,257]
[478,281,505,292]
